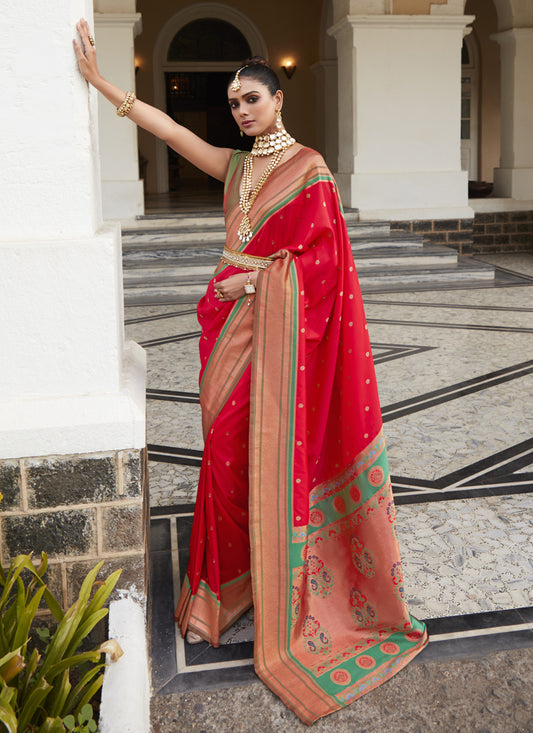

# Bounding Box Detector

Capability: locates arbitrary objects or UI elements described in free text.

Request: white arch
[465,0,533,30]
[153,2,267,69]
[152,3,268,192]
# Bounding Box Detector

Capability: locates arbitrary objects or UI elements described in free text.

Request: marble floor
[126,253,533,697]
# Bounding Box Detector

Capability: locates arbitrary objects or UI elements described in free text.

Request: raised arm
[73,18,233,182]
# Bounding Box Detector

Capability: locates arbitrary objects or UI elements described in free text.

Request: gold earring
[276,110,283,130]
[240,129,244,137]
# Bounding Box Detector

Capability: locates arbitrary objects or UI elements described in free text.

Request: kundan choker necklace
[237,129,296,243]
[251,130,296,157]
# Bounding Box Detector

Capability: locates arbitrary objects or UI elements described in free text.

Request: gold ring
[88,35,95,46]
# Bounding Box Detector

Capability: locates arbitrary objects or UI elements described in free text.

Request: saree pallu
[175,148,427,724]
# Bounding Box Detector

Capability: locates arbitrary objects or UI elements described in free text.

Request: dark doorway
[165,71,252,192]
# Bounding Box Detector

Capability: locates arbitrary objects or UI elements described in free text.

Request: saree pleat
[175,148,427,722]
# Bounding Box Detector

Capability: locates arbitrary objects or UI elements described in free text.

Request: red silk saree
[175,147,427,724]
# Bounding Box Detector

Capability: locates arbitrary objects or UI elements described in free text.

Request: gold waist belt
[221,246,273,271]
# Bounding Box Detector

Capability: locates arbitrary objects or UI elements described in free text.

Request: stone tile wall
[0,449,148,609]
[392,210,533,255]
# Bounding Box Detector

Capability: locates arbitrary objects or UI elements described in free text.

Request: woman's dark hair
[229,56,281,95]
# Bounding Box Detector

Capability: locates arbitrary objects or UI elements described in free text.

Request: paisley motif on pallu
[247,148,427,725]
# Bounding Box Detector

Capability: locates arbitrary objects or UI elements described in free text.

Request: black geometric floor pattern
[146,331,533,695]
[150,501,533,696]
[150,430,533,696]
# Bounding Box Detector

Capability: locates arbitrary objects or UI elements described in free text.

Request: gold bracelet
[116,91,136,118]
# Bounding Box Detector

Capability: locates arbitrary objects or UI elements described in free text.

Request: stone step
[121,210,374,250]
[354,244,457,269]
[122,244,457,283]
[121,227,412,258]
[357,260,495,288]
[123,260,495,305]
[350,231,423,249]
[123,208,360,232]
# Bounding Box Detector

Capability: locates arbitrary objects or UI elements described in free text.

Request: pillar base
[493,168,533,201]
[336,170,475,221]
[0,341,146,460]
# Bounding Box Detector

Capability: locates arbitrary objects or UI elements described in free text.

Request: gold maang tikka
[230,66,248,92]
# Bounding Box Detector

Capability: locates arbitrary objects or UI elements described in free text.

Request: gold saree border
[199,297,254,439]
[249,254,336,723]
[175,573,253,647]
[248,251,427,725]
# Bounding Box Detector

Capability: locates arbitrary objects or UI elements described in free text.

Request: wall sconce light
[135,57,141,75]
[281,60,296,79]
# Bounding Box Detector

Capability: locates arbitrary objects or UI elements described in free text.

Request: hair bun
[245,56,271,68]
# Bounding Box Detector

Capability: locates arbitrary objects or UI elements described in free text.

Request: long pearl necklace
[238,131,295,244]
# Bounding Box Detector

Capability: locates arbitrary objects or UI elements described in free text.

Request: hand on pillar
[73,18,101,87]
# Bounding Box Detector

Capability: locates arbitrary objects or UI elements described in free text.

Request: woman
[74,19,427,725]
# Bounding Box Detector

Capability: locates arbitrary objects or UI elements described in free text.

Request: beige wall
[135,0,322,193]
[393,0,447,13]
[466,0,501,182]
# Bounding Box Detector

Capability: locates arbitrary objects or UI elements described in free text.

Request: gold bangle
[116,91,136,118]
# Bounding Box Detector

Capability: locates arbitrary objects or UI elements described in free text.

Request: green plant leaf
[36,627,51,644]
[65,609,108,659]
[40,716,70,733]
[63,664,103,717]
[17,676,52,732]
[0,680,17,707]
[21,648,41,698]
[0,649,25,683]
[79,703,93,723]
[25,552,48,603]
[35,603,83,684]
[41,586,63,623]
[83,569,121,621]
[13,584,46,650]
[63,713,76,729]
[46,651,101,685]
[0,697,17,733]
[73,675,103,721]
[75,562,105,613]
[46,667,71,720]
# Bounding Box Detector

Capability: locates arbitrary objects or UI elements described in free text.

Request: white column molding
[94,12,144,219]
[329,14,475,220]
[0,1,146,459]
[492,27,533,200]
[311,60,339,173]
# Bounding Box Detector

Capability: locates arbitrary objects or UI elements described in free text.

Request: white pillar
[0,0,145,459]
[311,60,339,172]
[329,14,475,220]
[94,12,144,220]
[492,28,533,201]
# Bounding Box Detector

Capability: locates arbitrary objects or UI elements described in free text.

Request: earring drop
[276,110,283,130]
[240,129,244,137]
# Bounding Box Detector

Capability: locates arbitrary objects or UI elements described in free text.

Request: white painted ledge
[358,206,475,221]
[469,198,533,213]
[100,597,150,733]
[0,341,146,460]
